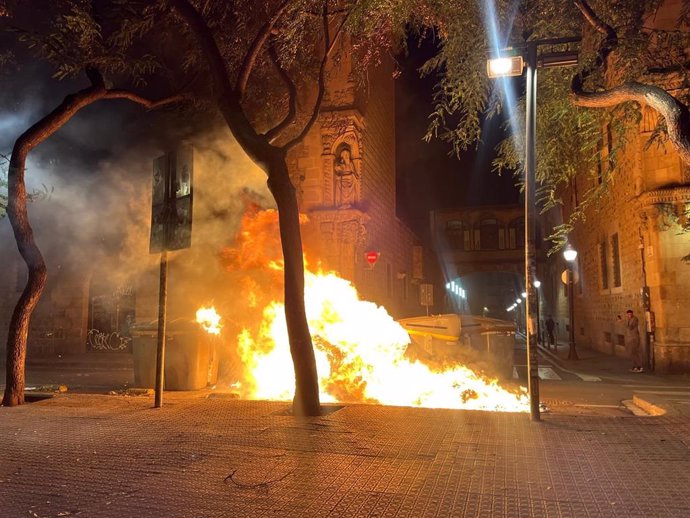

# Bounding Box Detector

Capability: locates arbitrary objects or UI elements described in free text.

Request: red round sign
[365,251,379,266]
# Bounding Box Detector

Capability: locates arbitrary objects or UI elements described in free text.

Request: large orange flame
[213,207,528,412]
[236,271,528,412]
[196,306,222,335]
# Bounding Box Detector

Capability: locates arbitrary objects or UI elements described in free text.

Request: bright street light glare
[563,245,578,262]
[516,299,522,304]
[521,292,527,298]
[534,280,541,288]
[486,56,524,78]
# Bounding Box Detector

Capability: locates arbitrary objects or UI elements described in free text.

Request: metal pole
[567,264,578,360]
[534,288,542,345]
[639,231,653,371]
[154,251,168,408]
[525,42,540,421]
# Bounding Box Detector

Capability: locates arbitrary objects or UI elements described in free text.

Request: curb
[632,394,669,416]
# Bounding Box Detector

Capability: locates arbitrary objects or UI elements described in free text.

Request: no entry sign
[365,251,379,267]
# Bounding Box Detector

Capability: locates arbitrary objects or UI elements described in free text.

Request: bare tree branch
[264,41,298,143]
[169,0,234,102]
[103,90,185,109]
[266,4,353,145]
[282,3,355,151]
[283,3,330,151]
[570,82,690,164]
[573,0,616,40]
[570,0,690,166]
[236,0,292,99]
[170,0,268,164]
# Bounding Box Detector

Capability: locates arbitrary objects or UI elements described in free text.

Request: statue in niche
[333,143,359,208]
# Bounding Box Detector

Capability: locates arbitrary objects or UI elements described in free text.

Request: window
[606,124,615,171]
[596,139,604,185]
[498,228,505,249]
[617,334,625,346]
[611,233,622,288]
[599,240,609,290]
[477,218,499,250]
[578,257,583,295]
[604,332,612,343]
[508,218,525,249]
[445,220,465,250]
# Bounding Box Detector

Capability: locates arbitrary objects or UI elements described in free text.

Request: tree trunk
[266,154,321,417]
[3,148,48,407]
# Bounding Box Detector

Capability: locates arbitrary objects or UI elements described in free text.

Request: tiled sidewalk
[1,394,689,517]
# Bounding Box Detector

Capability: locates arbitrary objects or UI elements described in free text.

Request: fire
[234,272,528,412]
[209,207,529,413]
[196,306,222,335]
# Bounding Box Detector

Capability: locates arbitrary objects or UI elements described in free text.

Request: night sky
[395,37,520,237]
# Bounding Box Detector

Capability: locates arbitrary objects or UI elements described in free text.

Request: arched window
[478,218,499,250]
[445,220,470,250]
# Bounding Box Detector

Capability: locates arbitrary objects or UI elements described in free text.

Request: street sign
[150,146,194,253]
[420,283,434,307]
[560,269,579,284]
[148,145,193,409]
[365,251,379,267]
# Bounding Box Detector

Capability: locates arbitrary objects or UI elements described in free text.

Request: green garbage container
[131,319,218,390]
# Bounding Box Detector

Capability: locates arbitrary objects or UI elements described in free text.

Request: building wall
[0,230,91,357]
[551,65,690,372]
[430,205,549,321]
[292,50,426,318]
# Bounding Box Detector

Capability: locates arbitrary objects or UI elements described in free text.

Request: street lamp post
[487,37,579,422]
[534,280,542,345]
[563,245,579,360]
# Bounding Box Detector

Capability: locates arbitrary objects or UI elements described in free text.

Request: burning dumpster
[399,314,515,379]
[131,319,219,390]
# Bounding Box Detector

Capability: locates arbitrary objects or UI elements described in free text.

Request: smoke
[0,96,274,328]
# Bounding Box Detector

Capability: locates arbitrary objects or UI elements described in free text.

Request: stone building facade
[0,42,425,358]
[292,52,424,318]
[430,205,547,323]
[541,1,690,372]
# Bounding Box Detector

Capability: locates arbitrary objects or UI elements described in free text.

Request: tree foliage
[355,0,690,252]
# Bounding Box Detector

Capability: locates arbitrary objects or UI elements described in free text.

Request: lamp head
[486,55,524,78]
[563,244,578,262]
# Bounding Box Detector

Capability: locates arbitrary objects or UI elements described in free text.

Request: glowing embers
[196,306,222,335]
[236,271,528,412]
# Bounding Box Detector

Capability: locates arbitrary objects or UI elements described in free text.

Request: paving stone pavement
[1,394,689,518]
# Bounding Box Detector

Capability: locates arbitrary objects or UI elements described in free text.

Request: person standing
[545,316,555,350]
[625,309,644,372]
